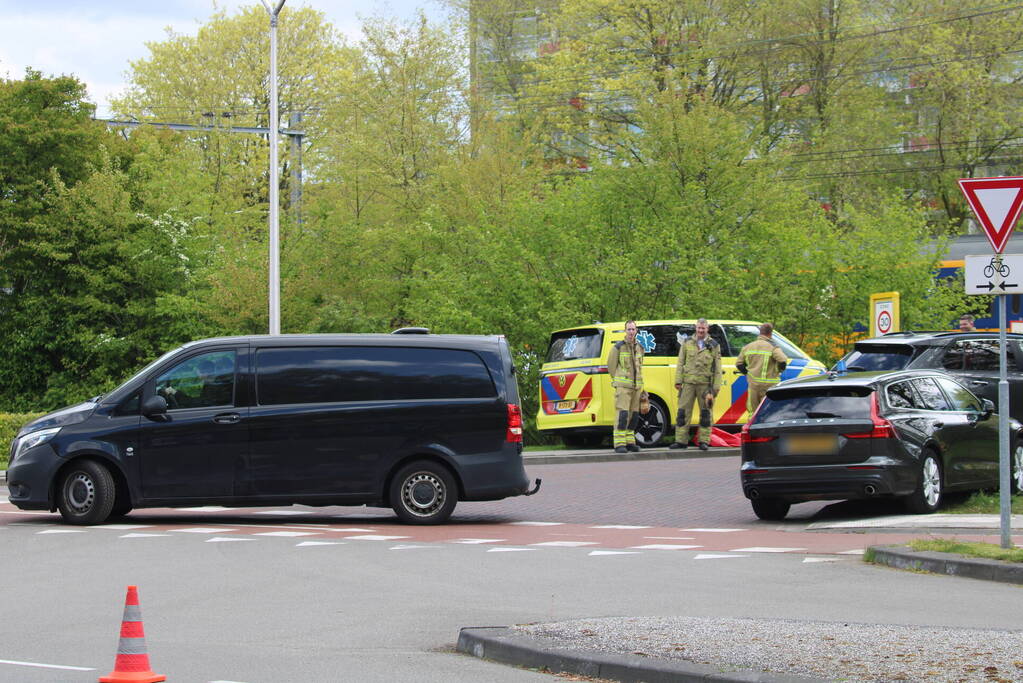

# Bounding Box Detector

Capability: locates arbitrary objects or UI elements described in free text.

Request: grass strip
[909,538,1023,563]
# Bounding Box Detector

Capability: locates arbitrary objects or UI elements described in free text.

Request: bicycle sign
[965,253,1023,294]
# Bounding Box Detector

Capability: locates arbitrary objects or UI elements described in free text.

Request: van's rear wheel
[390,461,457,525]
[634,397,668,447]
[57,460,115,525]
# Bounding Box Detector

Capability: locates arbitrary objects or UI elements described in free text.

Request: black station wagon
[7,332,540,525]
[740,369,1023,520]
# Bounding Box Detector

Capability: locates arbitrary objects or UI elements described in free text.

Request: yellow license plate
[556,400,576,411]
[783,434,838,455]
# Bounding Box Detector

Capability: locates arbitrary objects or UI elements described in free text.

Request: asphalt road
[0,456,1018,682]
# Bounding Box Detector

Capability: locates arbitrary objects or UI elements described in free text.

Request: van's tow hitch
[524,478,542,496]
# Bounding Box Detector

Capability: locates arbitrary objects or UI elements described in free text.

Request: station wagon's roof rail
[392,327,431,334]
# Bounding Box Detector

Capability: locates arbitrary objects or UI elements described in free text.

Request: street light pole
[261,0,286,335]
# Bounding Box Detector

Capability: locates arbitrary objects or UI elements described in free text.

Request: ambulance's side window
[639,325,681,357]
[677,324,728,353]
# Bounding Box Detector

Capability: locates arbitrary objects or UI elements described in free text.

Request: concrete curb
[456,626,822,682]
[868,544,1023,585]
[524,447,739,465]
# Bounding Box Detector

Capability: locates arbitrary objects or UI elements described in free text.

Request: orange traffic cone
[99,585,166,683]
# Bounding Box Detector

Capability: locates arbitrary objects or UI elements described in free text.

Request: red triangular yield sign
[958,176,1023,253]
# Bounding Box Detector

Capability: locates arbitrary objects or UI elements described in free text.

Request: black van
[6,333,539,525]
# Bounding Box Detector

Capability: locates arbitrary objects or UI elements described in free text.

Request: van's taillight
[843,393,895,439]
[506,404,523,443]
[740,422,775,444]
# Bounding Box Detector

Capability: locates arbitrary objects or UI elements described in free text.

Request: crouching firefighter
[670,318,722,451]
[607,320,645,454]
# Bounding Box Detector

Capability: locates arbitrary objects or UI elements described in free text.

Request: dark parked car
[835,331,1023,421]
[7,332,539,526]
[740,369,1023,520]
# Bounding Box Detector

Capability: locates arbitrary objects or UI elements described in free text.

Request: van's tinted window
[638,325,680,357]
[754,388,873,422]
[257,346,496,405]
[546,329,603,362]
[155,350,236,409]
[842,345,914,371]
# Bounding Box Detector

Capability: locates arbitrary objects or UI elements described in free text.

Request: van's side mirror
[142,395,169,420]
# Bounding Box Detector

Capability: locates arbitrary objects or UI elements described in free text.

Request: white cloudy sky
[0,0,444,116]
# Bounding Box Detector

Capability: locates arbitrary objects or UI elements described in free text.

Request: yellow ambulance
[537,320,826,447]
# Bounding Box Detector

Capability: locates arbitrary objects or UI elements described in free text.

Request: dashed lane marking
[342,534,411,541]
[730,547,806,553]
[838,549,865,555]
[93,524,152,530]
[450,538,506,544]
[589,550,641,556]
[803,557,840,563]
[530,541,599,547]
[630,544,702,550]
[35,529,85,534]
[297,541,345,547]
[173,527,235,534]
[388,545,432,550]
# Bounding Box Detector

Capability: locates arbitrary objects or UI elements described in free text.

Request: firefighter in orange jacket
[607,320,644,454]
[736,322,788,417]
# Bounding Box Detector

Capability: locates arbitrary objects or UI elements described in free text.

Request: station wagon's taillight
[843,393,895,439]
[506,404,523,443]
[740,422,776,444]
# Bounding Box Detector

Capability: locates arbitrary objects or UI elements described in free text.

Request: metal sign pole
[998,289,1012,548]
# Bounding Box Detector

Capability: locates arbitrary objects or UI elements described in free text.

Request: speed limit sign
[877,309,892,334]
[870,292,900,337]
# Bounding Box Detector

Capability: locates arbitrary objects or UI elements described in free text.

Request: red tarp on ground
[709,427,741,447]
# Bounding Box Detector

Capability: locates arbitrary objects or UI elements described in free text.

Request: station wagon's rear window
[546,329,603,362]
[256,346,496,405]
[754,387,873,422]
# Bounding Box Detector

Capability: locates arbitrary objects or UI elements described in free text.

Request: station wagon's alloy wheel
[905,452,942,514]
[57,459,115,525]
[390,461,458,525]
[634,397,668,448]
[1012,442,1023,494]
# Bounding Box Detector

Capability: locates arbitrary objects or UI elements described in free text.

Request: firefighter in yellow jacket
[670,318,721,451]
[607,320,644,454]
[736,322,788,417]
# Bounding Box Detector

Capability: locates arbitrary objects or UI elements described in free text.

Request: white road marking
[529,541,599,547]
[683,528,747,532]
[330,527,377,533]
[120,533,172,538]
[838,549,865,555]
[449,538,506,544]
[0,510,50,515]
[509,521,563,526]
[173,527,235,534]
[343,535,411,541]
[206,537,255,543]
[803,557,840,563]
[35,529,85,534]
[95,524,152,530]
[630,544,701,550]
[389,545,433,550]
[588,550,641,556]
[296,541,345,547]
[0,658,94,671]
[252,531,321,537]
[694,554,748,560]
[730,547,806,553]
[590,525,651,529]
[486,547,534,552]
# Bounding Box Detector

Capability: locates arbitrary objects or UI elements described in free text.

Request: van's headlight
[12,427,61,463]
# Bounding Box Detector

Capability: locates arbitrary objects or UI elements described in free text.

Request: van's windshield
[546,329,604,362]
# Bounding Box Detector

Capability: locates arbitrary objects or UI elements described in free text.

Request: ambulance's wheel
[634,397,668,447]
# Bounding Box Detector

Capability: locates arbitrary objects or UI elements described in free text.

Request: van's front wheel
[390,461,457,524]
[57,460,115,525]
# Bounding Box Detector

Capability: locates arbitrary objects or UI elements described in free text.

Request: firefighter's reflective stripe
[744,349,783,383]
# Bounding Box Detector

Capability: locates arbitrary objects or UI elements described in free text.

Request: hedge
[0,413,45,469]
